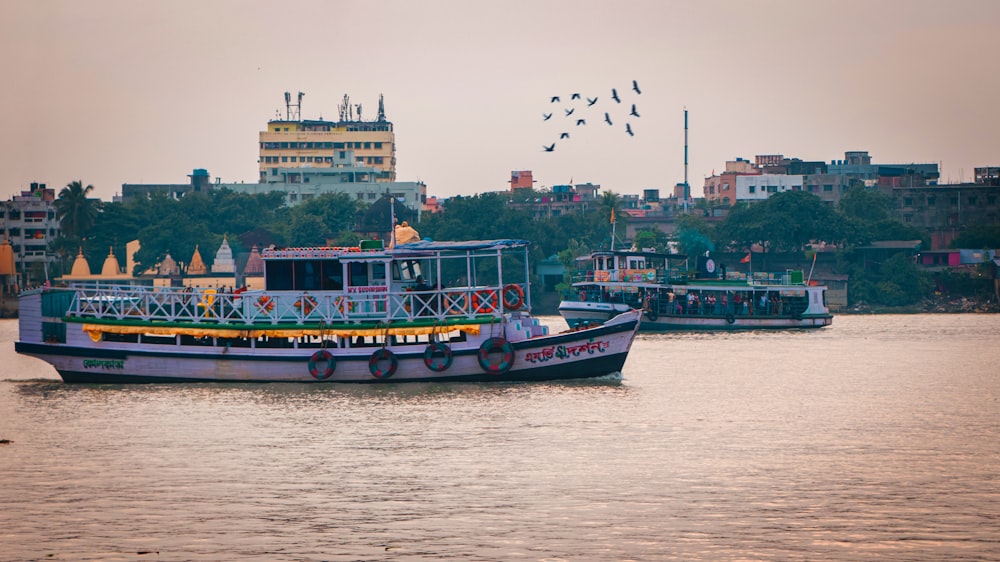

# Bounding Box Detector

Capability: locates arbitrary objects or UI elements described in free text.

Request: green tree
[674,214,714,256]
[950,223,1000,249]
[55,180,100,238]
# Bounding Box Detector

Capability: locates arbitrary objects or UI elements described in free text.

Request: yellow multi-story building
[258,92,396,183]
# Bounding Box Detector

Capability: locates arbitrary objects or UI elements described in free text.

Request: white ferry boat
[559,249,832,331]
[16,239,641,383]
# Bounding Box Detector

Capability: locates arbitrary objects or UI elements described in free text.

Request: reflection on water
[1,315,999,561]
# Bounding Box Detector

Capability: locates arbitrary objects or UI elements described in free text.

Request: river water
[1,315,998,561]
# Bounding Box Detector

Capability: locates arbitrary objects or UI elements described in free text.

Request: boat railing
[62,285,513,325]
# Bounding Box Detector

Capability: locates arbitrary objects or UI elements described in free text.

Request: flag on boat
[610,208,616,224]
[740,252,751,263]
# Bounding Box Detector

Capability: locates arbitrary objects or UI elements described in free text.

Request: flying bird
[625,123,634,137]
[571,93,581,100]
[550,96,561,103]
[543,113,552,121]
[576,118,586,126]
[630,104,640,117]
[560,132,570,139]
[543,143,555,152]
[565,108,575,116]
[604,112,613,125]
[611,88,621,103]
[586,96,598,106]
[632,80,641,94]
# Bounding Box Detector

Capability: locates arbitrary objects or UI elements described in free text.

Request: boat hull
[15,311,641,384]
[557,301,631,329]
[638,313,833,331]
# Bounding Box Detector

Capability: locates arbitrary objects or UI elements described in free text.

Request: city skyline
[3,0,998,202]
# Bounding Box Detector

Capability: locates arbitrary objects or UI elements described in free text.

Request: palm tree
[55,180,100,238]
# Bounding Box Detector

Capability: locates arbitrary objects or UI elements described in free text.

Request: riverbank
[842,294,1000,314]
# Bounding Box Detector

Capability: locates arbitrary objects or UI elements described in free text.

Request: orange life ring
[445,292,467,315]
[502,284,524,311]
[473,290,498,314]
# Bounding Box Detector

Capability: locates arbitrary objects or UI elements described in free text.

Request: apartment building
[0,182,60,284]
[259,92,396,183]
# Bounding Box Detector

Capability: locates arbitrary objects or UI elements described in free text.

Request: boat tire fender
[478,337,514,375]
[726,313,736,325]
[369,348,399,379]
[308,349,337,380]
[423,342,453,372]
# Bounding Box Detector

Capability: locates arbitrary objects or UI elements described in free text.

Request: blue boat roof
[393,239,530,252]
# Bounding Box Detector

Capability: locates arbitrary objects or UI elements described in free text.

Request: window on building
[290,157,297,162]
[364,142,371,149]
[808,185,817,192]
[748,186,756,193]
[904,197,913,206]
[374,157,384,164]
[767,185,778,193]
[792,185,802,191]
[823,185,833,192]
[904,215,912,223]
[374,142,383,149]
[334,143,345,149]
[356,193,364,200]
[281,156,288,162]
[368,192,377,200]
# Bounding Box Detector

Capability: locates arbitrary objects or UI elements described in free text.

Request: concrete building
[702,157,759,206]
[735,173,805,202]
[0,182,60,286]
[120,169,212,202]
[888,181,1000,249]
[259,92,395,183]
[221,150,426,218]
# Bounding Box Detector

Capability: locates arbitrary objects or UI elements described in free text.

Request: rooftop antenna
[339,94,351,122]
[284,91,303,121]
[356,103,363,121]
[377,94,386,122]
[684,107,691,203]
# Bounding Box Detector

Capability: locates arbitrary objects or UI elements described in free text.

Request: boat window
[102,332,138,343]
[393,259,423,282]
[140,334,177,345]
[323,260,344,290]
[265,261,294,291]
[349,262,369,286]
[293,260,319,291]
[371,262,387,285]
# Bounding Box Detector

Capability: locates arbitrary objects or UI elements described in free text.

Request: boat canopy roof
[261,239,529,262]
[393,239,530,252]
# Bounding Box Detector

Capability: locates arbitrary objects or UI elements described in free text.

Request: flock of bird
[542,80,642,152]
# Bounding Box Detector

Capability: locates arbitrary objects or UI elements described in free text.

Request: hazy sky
[3,0,998,203]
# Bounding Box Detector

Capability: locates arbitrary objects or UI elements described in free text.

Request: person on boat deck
[412,275,435,315]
